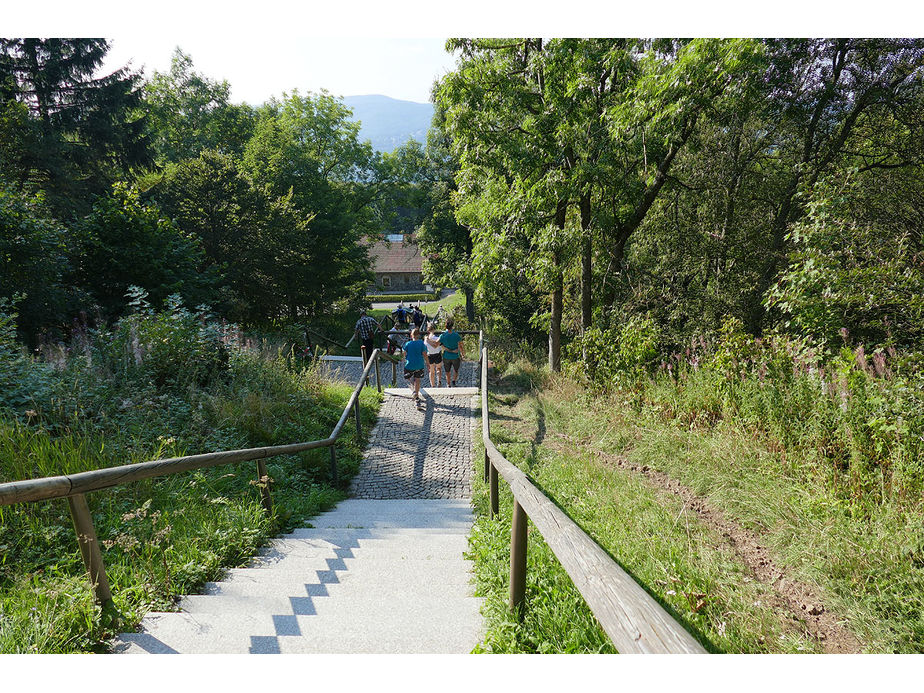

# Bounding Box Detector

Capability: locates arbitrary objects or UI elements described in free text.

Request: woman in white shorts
[425,325,443,387]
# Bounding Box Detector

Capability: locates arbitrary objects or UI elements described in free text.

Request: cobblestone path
[349,385,477,499]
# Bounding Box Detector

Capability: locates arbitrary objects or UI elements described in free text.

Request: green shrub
[363,291,440,303]
[90,287,230,392]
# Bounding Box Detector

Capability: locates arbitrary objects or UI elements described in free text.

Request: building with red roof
[367,234,426,292]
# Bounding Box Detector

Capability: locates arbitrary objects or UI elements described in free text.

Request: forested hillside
[430,39,924,653]
[342,94,433,153]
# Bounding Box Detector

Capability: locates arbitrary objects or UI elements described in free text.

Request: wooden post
[329,445,339,484]
[66,494,113,605]
[256,460,273,515]
[484,378,491,484]
[375,356,382,393]
[490,463,499,518]
[360,345,368,386]
[391,360,397,386]
[478,333,484,388]
[354,399,362,444]
[509,499,528,616]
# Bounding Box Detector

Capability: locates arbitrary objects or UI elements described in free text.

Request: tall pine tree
[0,38,150,217]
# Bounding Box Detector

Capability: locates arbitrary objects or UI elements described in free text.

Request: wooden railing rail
[0,348,387,609]
[480,345,707,654]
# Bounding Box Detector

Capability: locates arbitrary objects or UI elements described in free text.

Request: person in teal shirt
[438,318,465,387]
[403,328,427,405]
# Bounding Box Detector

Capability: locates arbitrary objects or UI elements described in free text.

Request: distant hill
[343,95,434,153]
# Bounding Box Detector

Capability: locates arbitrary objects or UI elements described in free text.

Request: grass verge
[466,359,919,652]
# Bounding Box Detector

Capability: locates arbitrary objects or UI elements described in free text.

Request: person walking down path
[403,328,427,406]
[386,323,406,357]
[438,318,465,388]
[412,305,425,332]
[354,309,379,365]
[393,303,409,328]
[424,325,443,388]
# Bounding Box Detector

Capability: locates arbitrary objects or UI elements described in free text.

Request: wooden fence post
[66,493,113,606]
[329,445,338,484]
[354,399,362,444]
[490,463,499,518]
[509,499,528,616]
[484,374,491,484]
[375,356,382,392]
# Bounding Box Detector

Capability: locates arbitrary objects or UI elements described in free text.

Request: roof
[367,238,422,274]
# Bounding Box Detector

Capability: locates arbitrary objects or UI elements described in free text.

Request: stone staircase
[112,498,484,654]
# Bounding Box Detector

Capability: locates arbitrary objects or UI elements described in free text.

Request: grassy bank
[0,301,380,653]
[469,357,924,653]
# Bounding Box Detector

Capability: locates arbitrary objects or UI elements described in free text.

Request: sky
[101,37,457,105]
[6,0,917,109]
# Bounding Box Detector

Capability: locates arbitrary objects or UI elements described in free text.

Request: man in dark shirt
[354,309,379,365]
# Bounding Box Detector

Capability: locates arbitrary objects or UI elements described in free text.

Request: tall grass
[571,317,924,510]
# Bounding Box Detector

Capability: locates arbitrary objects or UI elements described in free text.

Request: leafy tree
[437,38,763,370]
[152,149,340,323]
[765,172,924,351]
[143,48,256,163]
[71,183,214,321]
[746,39,924,333]
[242,91,375,314]
[413,109,478,321]
[0,183,69,342]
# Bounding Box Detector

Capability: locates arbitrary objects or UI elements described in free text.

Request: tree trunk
[580,191,593,332]
[549,199,567,373]
[464,286,475,321]
[549,277,562,373]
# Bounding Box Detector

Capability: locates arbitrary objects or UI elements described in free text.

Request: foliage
[0,296,381,653]
[151,150,318,323]
[71,183,214,322]
[0,38,150,218]
[242,91,376,315]
[143,48,256,163]
[0,299,54,412]
[765,174,924,352]
[570,313,661,385]
[0,183,69,342]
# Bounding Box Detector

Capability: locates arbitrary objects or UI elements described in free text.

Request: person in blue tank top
[438,317,465,387]
[403,328,427,405]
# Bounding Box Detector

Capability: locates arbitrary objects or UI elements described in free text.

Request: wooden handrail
[0,348,385,608]
[305,328,351,350]
[480,346,707,654]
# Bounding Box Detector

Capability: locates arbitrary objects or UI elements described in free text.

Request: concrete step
[113,498,485,653]
[287,527,472,539]
[213,558,477,585]
[179,585,479,615]
[248,539,470,562]
[115,605,485,654]
[198,573,477,599]
[114,612,274,654]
